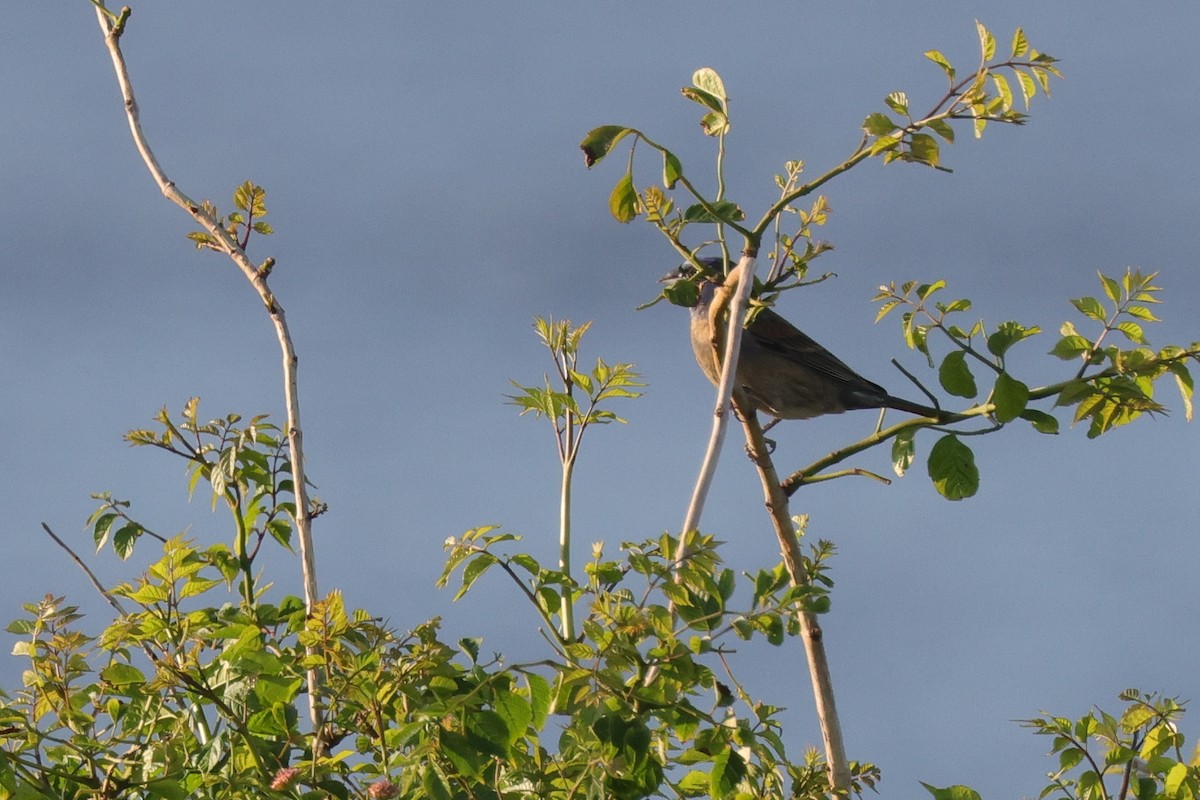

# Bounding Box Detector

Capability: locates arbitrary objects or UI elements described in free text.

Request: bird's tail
[884,395,964,424]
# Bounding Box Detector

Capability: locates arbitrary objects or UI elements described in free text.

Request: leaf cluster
[872,269,1199,499]
[437,525,880,798]
[185,181,274,256]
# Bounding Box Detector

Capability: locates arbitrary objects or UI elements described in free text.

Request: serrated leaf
[927,435,979,501]
[875,298,901,322]
[609,172,638,223]
[1124,305,1160,322]
[1011,27,1029,58]
[927,118,955,143]
[976,21,996,61]
[885,91,909,115]
[101,662,146,686]
[1071,296,1108,321]
[1016,69,1037,109]
[1115,321,1147,344]
[1100,273,1122,303]
[938,350,978,398]
[992,372,1029,423]
[580,125,633,168]
[991,73,1013,111]
[1050,335,1093,360]
[863,112,899,136]
[924,50,956,80]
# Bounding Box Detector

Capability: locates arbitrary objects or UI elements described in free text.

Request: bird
[667,257,951,423]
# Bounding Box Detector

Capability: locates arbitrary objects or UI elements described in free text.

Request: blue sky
[2,4,1198,796]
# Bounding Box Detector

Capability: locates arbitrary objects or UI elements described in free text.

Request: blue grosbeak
[669,258,948,422]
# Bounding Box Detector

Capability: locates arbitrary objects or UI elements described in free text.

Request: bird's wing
[745,308,885,392]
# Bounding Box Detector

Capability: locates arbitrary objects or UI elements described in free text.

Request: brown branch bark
[93,5,324,739]
[731,392,851,794]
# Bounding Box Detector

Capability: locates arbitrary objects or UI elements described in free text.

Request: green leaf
[92,512,119,552]
[938,350,978,398]
[1169,362,1193,421]
[1125,305,1160,322]
[126,582,170,605]
[1016,69,1037,108]
[580,125,633,168]
[691,67,728,107]
[1071,295,1107,321]
[992,373,1029,422]
[439,729,486,778]
[682,200,744,223]
[892,428,916,477]
[609,172,638,223]
[699,111,729,136]
[924,49,956,80]
[146,779,188,800]
[991,73,1013,110]
[987,321,1040,357]
[680,86,725,115]
[1011,27,1029,58]
[100,662,146,686]
[1100,272,1123,303]
[863,112,898,136]
[1020,409,1059,434]
[1164,761,1190,799]
[663,150,683,189]
[1116,321,1146,344]
[494,691,532,745]
[927,435,979,500]
[908,133,940,167]
[927,118,955,143]
[421,768,454,800]
[885,91,909,115]
[1050,335,1093,360]
[466,709,512,758]
[455,553,497,600]
[922,783,983,800]
[526,672,551,729]
[976,20,996,61]
[710,748,747,800]
[113,522,142,560]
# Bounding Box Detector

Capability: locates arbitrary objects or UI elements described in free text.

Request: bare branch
[92,5,324,741]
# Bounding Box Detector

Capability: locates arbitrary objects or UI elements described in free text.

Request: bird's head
[659,256,733,311]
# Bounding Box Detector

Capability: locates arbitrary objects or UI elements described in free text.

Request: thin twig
[40,523,128,616]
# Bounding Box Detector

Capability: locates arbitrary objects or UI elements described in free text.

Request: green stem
[559,455,576,641]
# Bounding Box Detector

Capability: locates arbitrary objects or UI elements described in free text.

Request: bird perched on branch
[666,257,951,423]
